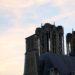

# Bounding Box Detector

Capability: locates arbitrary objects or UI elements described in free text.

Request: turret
[66,33,72,55]
[66,31,75,56]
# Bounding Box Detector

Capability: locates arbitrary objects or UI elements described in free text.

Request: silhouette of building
[24,23,75,75]
[66,31,75,56]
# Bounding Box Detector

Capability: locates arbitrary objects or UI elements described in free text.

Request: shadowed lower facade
[23,23,75,75]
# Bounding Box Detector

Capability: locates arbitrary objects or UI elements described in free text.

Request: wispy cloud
[51,0,65,7]
[0,0,50,8]
[0,0,75,75]
[42,11,75,23]
[0,25,37,75]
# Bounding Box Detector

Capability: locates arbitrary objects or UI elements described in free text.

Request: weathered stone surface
[24,23,64,75]
[66,31,75,56]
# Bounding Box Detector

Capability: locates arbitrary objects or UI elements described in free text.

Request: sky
[0,0,75,75]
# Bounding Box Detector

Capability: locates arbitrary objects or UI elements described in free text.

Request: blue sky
[0,0,75,75]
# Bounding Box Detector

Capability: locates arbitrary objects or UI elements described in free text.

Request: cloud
[0,0,50,29]
[0,0,75,75]
[41,0,75,27]
[0,25,37,75]
[0,0,32,8]
[0,0,50,8]
[42,11,75,23]
[50,0,75,12]
[51,0,65,7]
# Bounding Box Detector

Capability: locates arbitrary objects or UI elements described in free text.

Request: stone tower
[35,23,64,55]
[24,23,64,75]
[66,31,75,56]
[24,35,39,75]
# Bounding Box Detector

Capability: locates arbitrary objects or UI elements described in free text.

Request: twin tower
[24,23,75,75]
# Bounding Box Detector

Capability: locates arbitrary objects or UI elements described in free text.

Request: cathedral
[23,23,75,75]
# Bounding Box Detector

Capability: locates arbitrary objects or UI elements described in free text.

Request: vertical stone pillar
[24,35,39,75]
[40,31,44,54]
[70,31,75,55]
[51,29,57,53]
[56,32,59,54]
[37,38,40,56]
[48,32,51,52]
[44,31,49,53]
[62,35,64,54]
[46,31,49,52]
[24,51,39,75]
[59,33,63,54]
[35,27,41,56]
[56,26,64,55]
[66,33,72,55]
[50,32,53,52]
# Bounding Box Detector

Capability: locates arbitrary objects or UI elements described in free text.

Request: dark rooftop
[39,53,75,75]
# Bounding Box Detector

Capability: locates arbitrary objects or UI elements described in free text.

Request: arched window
[49,68,59,75]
